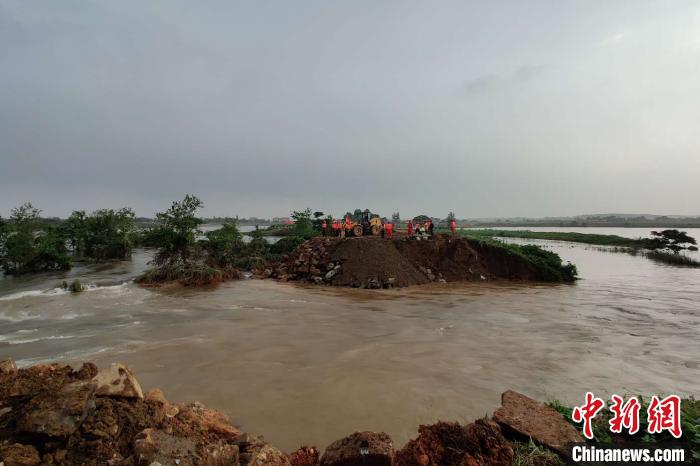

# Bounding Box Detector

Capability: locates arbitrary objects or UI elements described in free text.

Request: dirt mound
[330,238,429,288]
[396,236,541,282]
[255,236,429,288]
[394,419,513,466]
[258,234,546,288]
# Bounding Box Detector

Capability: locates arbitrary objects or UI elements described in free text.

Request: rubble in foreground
[0,359,593,466]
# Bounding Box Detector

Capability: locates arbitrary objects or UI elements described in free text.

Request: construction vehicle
[347,211,383,236]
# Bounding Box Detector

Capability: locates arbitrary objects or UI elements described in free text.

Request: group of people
[404,219,434,238]
[323,217,352,238]
[321,216,457,239]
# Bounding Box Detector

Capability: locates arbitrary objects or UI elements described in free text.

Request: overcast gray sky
[1,1,699,219]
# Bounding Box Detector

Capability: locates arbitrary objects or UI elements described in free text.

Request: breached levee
[256,234,577,288]
[0,359,587,466]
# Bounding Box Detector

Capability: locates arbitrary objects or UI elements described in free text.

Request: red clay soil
[394,419,514,466]
[259,234,542,288]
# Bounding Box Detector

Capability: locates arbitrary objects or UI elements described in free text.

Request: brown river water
[1,227,698,451]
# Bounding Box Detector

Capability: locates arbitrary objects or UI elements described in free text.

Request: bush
[470,238,578,282]
[69,279,85,293]
[548,397,699,457]
[646,251,700,267]
[269,236,305,255]
[516,244,578,281]
[136,264,240,287]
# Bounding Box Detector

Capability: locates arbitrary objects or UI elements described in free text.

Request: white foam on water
[0,281,130,302]
[0,310,42,322]
[0,334,75,345]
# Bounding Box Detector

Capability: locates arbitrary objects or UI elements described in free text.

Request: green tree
[84,208,135,261]
[204,223,246,268]
[152,195,204,266]
[311,211,326,230]
[1,203,70,274]
[247,228,270,258]
[446,211,456,223]
[65,210,87,256]
[291,208,315,238]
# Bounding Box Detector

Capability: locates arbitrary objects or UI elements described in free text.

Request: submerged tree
[151,195,204,266]
[650,229,697,253]
[204,223,246,268]
[65,208,135,261]
[0,203,70,274]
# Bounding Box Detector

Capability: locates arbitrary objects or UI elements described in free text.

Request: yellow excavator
[347,211,383,236]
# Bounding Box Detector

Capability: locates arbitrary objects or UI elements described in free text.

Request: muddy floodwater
[1,227,699,451]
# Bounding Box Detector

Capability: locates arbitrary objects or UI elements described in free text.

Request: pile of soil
[394,419,514,466]
[0,358,587,466]
[257,235,542,288]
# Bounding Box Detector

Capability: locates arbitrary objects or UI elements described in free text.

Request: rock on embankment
[256,235,546,289]
[1,358,584,466]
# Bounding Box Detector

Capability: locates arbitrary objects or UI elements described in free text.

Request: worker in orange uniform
[450,219,456,239]
[406,219,413,237]
[385,222,393,239]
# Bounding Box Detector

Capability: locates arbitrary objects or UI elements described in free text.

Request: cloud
[464,64,547,94]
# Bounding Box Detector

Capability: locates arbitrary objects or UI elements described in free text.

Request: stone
[320,431,393,466]
[144,388,179,418]
[133,428,239,466]
[0,443,40,466]
[493,390,583,457]
[394,419,512,466]
[92,363,144,399]
[177,402,240,439]
[324,270,337,281]
[17,380,95,438]
[0,358,17,376]
[287,446,320,466]
[313,276,324,284]
[234,434,290,466]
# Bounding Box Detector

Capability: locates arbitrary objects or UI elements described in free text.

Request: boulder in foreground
[93,363,144,399]
[394,419,513,466]
[319,431,394,466]
[492,390,583,458]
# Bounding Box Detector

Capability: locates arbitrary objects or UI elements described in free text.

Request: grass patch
[512,439,564,466]
[547,398,700,459]
[469,237,578,282]
[136,264,240,286]
[463,229,652,248]
[645,251,700,268]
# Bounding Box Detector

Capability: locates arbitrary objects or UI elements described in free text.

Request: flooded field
[1,230,698,451]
